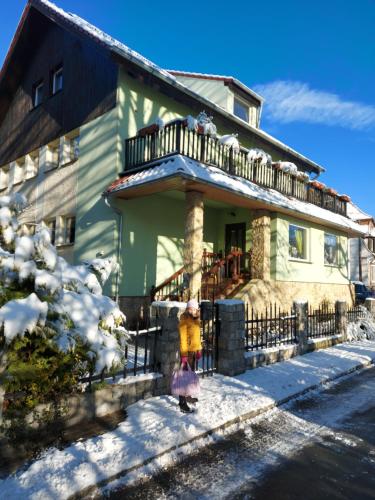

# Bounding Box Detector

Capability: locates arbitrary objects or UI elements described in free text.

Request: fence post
[293,301,308,353]
[335,300,347,341]
[216,299,246,376]
[365,298,375,319]
[150,302,186,395]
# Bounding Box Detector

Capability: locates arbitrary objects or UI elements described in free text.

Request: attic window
[233,97,249,123]
[33,81,44,107]
[52,66,63,94]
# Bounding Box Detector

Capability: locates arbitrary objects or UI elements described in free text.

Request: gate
[199,301,220,377]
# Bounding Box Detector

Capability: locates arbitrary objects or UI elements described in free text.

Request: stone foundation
[236,279,355,311]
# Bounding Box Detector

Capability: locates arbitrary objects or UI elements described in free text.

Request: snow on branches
[0,193,128,374]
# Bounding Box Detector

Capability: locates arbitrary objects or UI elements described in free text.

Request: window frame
[52,65,63,95]
[324,232,339,267]
[288,223,308,261]
[32,80,44,108]
[63,215,76,245]
[46,218,57,245]
[233,96,250,123]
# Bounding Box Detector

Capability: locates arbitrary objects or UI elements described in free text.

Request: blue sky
[1,0,374,213]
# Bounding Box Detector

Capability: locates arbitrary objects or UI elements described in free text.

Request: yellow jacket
[179,313,202,356]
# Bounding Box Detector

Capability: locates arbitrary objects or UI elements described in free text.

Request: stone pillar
[150,301,186,395]
[294,300,308,353]
[216,299,246,376]
[365,298,375,319]
[251,210,271,280]
[335,300,348,341]
[184,191,204,299]
[0,349,6,425]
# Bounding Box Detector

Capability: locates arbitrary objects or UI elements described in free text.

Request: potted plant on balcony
[136,117,165,137]
[324,186,338,196]
[338,194,351,202]
[309,180,326,191]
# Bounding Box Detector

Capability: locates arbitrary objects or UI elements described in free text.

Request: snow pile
[247,148,272,166]
[219,134,240,153]
[186,115,198,132]
[0,193,128,373]
[273,161,309,181]
[0,293,48,344]
[347,307,375,342]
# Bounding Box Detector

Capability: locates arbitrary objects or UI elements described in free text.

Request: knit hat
[186,299,199,310]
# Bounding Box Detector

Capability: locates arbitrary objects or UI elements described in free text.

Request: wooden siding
[0,7,118,165]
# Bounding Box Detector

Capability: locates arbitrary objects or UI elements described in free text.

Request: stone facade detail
[183,190,204,300]
[216,300,246,376]
[251,210,271,280]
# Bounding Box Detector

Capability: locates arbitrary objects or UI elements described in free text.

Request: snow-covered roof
[105,155,365,235]
[167,69,264,103]
[347,202,374,222]
[0,0,325,174]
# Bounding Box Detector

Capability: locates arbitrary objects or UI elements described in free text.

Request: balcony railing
[124,119,347,217]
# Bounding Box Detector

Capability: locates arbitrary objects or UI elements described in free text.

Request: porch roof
[104,154,365,236]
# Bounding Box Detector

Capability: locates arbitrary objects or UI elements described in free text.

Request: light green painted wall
[116,194,219,296]
[74,108,121,295]
[172,75,230,111]
[272,213,349,284]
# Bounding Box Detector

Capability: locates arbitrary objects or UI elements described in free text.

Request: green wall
[116,194,219,296]
[272,213,349,284]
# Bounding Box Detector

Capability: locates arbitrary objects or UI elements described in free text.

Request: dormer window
[33,80,44,107]
[233,97,249,123]
[52,65,63,94]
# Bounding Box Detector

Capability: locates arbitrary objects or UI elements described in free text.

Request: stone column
[365,298,375,319]
[216,299,246,376]
[251,210,271,280]
[184,191,204,300]
[294,300,308,354]
[335,301,348,341]
[150,301,186,395]
[0,348,6,425]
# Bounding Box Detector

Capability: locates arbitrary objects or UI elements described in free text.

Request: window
[46,219,56,245]
[289,225,307,260]
[0,166,9,190]
[233,97,249,122]
[52,66,63,94]
[324,233,339,266]
[367,237,375,253]
[33,80,44,107]
[64,216,75,244]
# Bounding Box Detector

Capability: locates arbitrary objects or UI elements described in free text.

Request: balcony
[124,119,347,217]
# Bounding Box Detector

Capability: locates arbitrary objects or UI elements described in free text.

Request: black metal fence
[199,302,219,377]
[348,305,367,323]
[307,304,336,339]
[245,303,297,351]
[80,322,162,387]
[124,119,348,217]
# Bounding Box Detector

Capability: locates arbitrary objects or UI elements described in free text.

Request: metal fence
[307,304,336,339]
[245,303,297,351]
[80,322,162,387]
[199,302,219,376]
[347,305,367,323]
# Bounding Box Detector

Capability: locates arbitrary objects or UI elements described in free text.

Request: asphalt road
[95,366,375,499]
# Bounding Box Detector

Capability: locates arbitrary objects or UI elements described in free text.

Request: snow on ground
[1,340,375,500]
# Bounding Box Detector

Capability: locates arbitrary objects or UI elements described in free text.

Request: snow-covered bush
[0,193,128,422]
[196,111,217,137]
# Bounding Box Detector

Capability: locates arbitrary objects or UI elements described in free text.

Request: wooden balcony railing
[124,119,347,217]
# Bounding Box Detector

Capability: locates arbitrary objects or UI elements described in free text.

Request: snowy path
[1,340,375,500]
[106,364,375,499]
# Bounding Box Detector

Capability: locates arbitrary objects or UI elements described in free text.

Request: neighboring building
[0,0,365,324]
[348,203,375,289]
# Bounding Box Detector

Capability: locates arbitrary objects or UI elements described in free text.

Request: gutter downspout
[104,195,122,304]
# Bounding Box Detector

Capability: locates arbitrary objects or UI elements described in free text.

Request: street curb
[71,355,375,499]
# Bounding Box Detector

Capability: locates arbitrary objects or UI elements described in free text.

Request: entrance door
[225,222,246,272]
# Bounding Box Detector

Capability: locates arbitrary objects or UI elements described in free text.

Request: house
[0,0,365,325]
[348,203,375,289]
